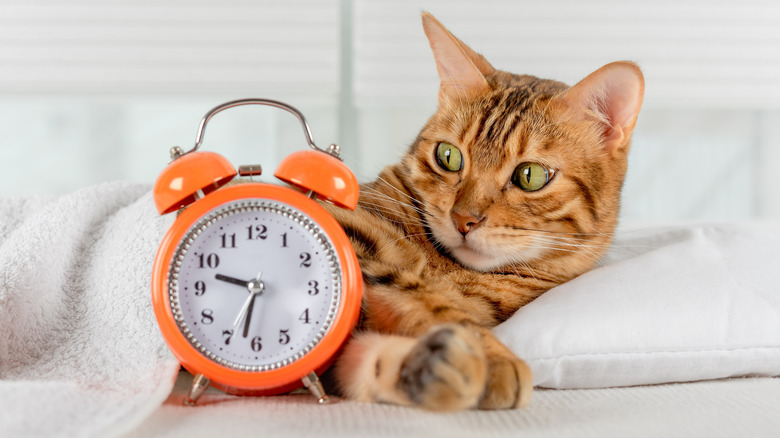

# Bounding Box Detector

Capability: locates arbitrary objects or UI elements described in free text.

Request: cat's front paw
[477,354,533,409]
[398,324,487,411]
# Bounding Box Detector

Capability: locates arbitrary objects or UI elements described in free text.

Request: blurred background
[1,0,778,224]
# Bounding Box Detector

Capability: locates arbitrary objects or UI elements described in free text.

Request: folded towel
[0,182,179,438]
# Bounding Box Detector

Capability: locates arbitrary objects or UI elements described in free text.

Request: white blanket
[0,183,178,437]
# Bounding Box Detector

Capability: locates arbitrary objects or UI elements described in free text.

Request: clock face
[167,199,341,372]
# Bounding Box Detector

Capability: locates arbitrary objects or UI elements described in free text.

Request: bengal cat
[327,12,644,411]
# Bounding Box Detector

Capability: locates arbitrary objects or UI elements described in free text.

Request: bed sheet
[126,372,780,438]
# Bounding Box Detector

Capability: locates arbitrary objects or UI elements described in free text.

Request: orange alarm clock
[151,99,362,405]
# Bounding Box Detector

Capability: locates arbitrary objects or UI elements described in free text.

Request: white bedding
[127,372,780,438]
[1,182,778,437]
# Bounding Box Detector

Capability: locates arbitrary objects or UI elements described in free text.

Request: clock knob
[274,149,359,211]
[153,151,237,214]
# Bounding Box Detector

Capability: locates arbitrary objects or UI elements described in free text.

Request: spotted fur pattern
[327,13,644,411]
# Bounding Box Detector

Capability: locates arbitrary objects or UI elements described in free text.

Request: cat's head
[401,13,644,274]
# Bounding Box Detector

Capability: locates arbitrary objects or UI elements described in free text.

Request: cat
[325,12,644,411]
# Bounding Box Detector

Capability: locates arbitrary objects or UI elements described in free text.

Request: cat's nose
[451,211,486,236]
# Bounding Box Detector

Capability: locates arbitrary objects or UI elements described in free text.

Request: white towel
[0,182,179,438]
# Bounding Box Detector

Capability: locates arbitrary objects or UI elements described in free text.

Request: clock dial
[168,199,341,371]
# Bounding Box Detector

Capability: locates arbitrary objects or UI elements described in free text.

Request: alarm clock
[151,99,362,405]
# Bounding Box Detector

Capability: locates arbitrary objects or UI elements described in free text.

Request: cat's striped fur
[327,13,644,411]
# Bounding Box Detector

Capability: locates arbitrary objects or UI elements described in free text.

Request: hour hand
[215,274,250,288]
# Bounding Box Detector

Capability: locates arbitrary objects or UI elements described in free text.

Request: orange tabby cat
[327,12,644,411]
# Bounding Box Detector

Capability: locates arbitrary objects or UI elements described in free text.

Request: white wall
[1,0,778,224]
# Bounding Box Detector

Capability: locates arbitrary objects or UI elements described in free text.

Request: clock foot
[184,373,211,406]
[301,371,330,404]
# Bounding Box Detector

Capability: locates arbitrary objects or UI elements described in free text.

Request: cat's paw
[477,354,533,409]
[398,324,487,411]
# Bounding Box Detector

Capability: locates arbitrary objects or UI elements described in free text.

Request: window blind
[353,0,780,109]
[0,0,340,102]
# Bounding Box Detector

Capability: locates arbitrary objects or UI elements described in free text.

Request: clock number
[299,252,312,268]
[222,330,233,345]
[251,336,263,352]
[307,280,319,296]
[281,232,288,248]
[194,281,206,296]
[201,309,214,325]
[196,252,220,269]
[220,233,236,248]
[278,329,290,345]
[247,225,268,240]
[298,308,311,324]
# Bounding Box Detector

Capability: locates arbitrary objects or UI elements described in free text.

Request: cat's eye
[435,142,463,172]
[512,163,551,191]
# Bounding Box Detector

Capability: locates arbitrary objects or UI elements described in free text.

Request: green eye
[435,142,463,172]
[512,163,551,191]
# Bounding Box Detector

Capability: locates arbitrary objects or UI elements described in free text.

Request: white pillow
[494,224,780,389]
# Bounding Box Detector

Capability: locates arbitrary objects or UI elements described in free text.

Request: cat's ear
[421,12,495,104]
[561,61,645,152]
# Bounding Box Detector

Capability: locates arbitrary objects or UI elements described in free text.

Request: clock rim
[170,198,341,372]
[152,183,362,393]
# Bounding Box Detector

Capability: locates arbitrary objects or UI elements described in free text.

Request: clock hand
[231,272,264,340]
[242,294,256,338]
[241,271,264,337]
[215,274,250,288]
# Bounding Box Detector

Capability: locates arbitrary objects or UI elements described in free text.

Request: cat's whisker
[374,176,418,202]
[505,259,544,286]
[531,244,607,269]
[595,242,653,257]
[360,184,412,203]
[361,187,426,215]
[419,232,446,254]
[361,204,430,229]
[523,234,611,253]
[497,229,614,248]
[516,233,604,245]
[360,195,428,221]
[526,229,655,253]
[360,192,421,212]
[359,203,426,227]
[529,236,609,251]
[514,231,651,261]
[510,226,617,238]
[360,211,423,228]
[388,232,436,246]
[520,233,612,247]
[521,236,607,263]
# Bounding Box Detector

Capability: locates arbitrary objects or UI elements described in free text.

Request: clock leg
[301,371,331,404]
[184,373,211,406]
